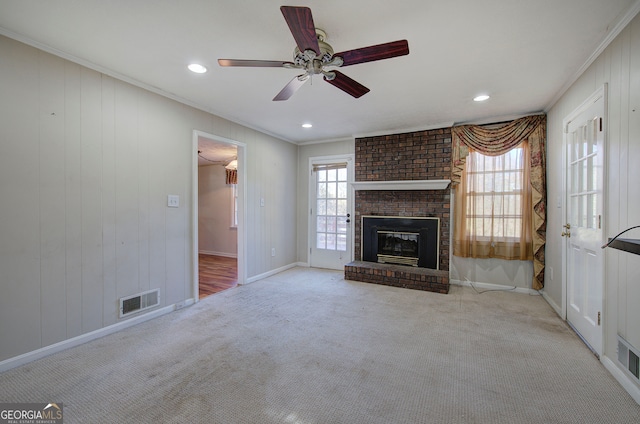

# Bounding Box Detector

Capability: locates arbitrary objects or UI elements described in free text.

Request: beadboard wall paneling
[546,12,640,364]
[0,35,297,363]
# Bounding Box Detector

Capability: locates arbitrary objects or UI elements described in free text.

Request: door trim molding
[192,130,247,300]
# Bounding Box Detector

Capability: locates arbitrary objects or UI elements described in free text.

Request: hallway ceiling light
[302,123,313,128]
[473,94,490,102]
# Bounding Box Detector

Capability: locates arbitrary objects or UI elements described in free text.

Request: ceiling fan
[218,6,409,101]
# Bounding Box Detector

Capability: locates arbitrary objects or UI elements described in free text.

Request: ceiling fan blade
[273,74,309,101]
[324,71,370,98]
[218,59,294,68]
[280,6,320,55]
[334,40,409,67]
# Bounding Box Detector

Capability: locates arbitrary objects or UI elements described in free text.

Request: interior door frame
[307,153,355,268]
[192,130,247,301]
[561,84,607,342]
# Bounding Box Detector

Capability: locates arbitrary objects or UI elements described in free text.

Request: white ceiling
[0,0,638,144]
[197,137,237,167]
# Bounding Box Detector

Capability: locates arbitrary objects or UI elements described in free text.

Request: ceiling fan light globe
[322,71,336,81]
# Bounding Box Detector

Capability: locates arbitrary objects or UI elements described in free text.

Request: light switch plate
[168,195,179,208]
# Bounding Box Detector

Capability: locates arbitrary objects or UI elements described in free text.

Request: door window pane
[315,163,348,252]
[317,199,326,215]
[327,182,337,198]
[338,182,347,198]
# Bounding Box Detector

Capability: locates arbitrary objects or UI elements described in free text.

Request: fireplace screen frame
[361,216,440,270]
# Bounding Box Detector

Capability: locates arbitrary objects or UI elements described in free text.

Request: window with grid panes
[465,146,525,240]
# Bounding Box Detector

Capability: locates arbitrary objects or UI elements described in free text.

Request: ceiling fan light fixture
[217,6,409,101]
[473,94,490,102]
[188,63,208,74]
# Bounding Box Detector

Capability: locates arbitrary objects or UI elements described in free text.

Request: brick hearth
[346,127,452,293]
[345,261,449,294]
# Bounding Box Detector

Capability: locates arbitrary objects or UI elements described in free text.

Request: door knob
[563,223,571,229]
[561,231,571,237]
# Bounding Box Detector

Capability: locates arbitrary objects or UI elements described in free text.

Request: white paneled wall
[0,35,297,363]
[1,34,42,358]
[546,12,640,372]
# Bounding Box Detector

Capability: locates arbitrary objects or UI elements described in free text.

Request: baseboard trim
[245,263,299,284]
[450,279,540,295]
[541,289,564,319]
[602,355,640,405]
[0,303,179,373]
[199,250,237,258]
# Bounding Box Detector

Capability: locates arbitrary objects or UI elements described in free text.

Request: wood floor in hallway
[199,254,237,299]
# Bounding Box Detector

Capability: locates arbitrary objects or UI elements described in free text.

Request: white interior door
[309,156,354,270]
[564,88,605,356]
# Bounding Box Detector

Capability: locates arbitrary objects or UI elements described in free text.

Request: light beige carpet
[1,267,639,423]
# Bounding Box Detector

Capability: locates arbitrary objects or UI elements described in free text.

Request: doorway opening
[193,130,246,300]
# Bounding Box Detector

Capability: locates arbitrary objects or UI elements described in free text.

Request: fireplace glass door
[377,231,419,266]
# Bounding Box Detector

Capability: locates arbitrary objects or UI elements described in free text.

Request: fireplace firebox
[361,216,439,269]
[377,231,419,266]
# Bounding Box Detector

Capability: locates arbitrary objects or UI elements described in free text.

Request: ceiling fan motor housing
[293,28,339,74]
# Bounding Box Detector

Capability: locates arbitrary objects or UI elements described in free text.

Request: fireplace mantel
[351,179,451,191]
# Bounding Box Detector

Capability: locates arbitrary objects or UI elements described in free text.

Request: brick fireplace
[344,128,452,293]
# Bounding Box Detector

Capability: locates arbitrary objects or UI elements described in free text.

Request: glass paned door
[310,158,353,270]
[564,87,605,357]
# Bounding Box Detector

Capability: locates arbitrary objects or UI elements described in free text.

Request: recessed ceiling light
[188,63,207,74]
[473,94,490,102]
[302,123,313,128]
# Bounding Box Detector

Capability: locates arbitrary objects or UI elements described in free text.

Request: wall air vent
[119,289,160,318]
[617,335,640,380]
